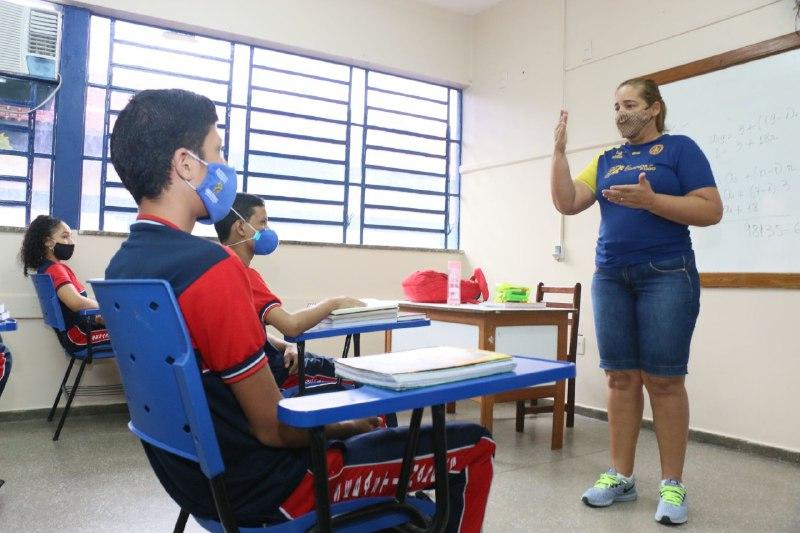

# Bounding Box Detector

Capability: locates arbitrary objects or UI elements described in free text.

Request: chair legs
[47,356,76,422]
[566,376,576,428]
[49,356,89,441]
[173,509,190,533]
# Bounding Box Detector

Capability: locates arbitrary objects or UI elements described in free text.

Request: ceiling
[415,0,504,16]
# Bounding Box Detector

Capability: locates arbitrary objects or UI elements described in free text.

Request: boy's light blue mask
[185,151,238,225]
[229,210,279,255]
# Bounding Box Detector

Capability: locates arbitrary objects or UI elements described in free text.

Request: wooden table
[387,302,574,449]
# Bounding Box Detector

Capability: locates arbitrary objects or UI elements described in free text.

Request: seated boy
[106,89,494,531]
[213,193,362,391]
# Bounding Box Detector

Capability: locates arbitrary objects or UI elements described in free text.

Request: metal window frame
[79,11,462,249]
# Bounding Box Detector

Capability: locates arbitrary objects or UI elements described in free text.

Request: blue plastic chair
[31,273,115,441]
[90,279,435,533]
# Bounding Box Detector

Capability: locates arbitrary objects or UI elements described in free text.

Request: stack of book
[334,346,516,390]
[319,301,399,327]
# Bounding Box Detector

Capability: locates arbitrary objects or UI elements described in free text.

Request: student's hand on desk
[334,297,365,310]
[602,172,656,210]
[284,344,299,375]
[349,417,382,435]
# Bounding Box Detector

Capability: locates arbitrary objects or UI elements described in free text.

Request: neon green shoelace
[594,472,623,489]
[660,484,686,505]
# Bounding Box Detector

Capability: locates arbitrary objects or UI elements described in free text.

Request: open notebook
[334,347,516,390]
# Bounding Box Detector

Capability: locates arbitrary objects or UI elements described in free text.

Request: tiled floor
[1,401,798,532]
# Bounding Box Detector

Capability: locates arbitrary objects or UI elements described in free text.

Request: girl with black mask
[19,215,111,353]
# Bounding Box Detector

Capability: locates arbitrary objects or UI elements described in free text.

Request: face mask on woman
[616,107,653,140]
[52,242,75,261]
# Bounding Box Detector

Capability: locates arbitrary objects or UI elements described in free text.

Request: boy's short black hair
[214,193,265,243]
[110,89,217,203]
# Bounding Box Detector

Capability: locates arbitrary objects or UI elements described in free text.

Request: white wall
[462,0,800,451]
[64,0,472,86]
[1,0,470,412]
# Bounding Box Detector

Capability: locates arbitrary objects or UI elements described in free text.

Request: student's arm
[56,284,100,312]
[266,297,364,338]
[230,367,380,448]
[551,110,596,215]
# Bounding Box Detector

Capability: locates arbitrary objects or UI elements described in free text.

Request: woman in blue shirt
[550,78,722,526]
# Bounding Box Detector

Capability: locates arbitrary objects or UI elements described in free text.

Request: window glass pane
[350,68,365,125]
[344,185,362,244]
[251,90,347,121]
[248,154,344,181]
[250,132,345,161]
[448,143,460,195]
[264,200,342,223]
[364,188,444,211]
[368,72,448,102]
[105,185,136,209]
[0,154,27,176]
[253,48,349,82]
[367,109,446,137]
[449,89,460,141]
[247,176,344,202]
[362,228,443,249]
[0,125,28,153]
[368,90,447,120]
[0,179,25,202]
[227,107,246,170]
[365,168,446,193]
[80,160,101,230]
[84,87,106,158]
[88,17,111,85]
[367,129,445,156]
[446,196,459,250]
[0,205,25,227]
[349,126,363,184]
[103,210,136,232]
[231,44,250,106]
[114,21,230,59]
[366,148,446,175]
[270,220,343,243]
[364,208,443,230]
[251,68,349,102]
[106,163,121,183]
[111,67,229,102]
[251,111,347,141]
[31,157,52,217]
[33,98,55,154]
[113,42,231,82]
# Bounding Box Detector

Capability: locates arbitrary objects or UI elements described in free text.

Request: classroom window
[80,15,461,249]
[0,89,56,228]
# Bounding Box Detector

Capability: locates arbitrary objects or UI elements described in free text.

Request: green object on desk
[494,283,531,303]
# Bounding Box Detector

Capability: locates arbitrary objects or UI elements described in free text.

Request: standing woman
[19,215,111,353]
[550,78,722,525]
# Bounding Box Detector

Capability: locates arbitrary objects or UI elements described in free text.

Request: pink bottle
[447,260,461,305]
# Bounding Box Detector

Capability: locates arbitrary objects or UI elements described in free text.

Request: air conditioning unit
[0,0,62,80]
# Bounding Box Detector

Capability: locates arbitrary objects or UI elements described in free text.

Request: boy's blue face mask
[185,151,238,225]
[229,210,279,255]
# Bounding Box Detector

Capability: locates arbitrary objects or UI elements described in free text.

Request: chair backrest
[31,273,66,331]
[535,282,582,361]
[89,279,225,480]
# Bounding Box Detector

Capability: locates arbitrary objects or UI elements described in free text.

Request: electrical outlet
[577,334,585,355]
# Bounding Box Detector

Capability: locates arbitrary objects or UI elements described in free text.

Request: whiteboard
[660,48,800,273]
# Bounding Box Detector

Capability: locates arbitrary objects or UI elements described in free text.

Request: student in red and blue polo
[20,215,111,353]
[106,89,495,530]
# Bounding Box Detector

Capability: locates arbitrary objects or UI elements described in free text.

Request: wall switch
[577,334,585,355]
[582,40,593,61]
[552,244,565,261]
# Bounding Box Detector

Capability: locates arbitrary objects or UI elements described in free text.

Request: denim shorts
[591,253,700,376]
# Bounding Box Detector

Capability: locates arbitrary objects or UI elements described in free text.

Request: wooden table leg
[550,378,566,450]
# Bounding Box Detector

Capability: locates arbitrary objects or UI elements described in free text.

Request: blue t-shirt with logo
[575,134,716,266]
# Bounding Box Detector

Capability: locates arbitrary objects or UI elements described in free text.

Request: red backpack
[401,268,489,304]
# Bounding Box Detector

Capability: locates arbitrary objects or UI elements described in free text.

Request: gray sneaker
[581,468,638,507]
[655,479,688,525]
